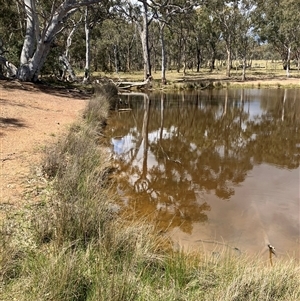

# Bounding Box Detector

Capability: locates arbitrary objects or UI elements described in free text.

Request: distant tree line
[0,0,299,82]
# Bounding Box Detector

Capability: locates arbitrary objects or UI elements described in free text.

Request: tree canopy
[0,0,299,82]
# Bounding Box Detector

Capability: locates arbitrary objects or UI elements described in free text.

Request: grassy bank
[89,61,300,90]
[1,84,300,300]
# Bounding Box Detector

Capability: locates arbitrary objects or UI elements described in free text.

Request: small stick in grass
[268,244,276,266]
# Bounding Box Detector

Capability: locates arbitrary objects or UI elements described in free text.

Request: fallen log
[116,77,152,90]
[118,91,150,98]
[118,108,132,112]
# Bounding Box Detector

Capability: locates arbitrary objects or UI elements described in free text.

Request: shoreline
[95,72,300,90]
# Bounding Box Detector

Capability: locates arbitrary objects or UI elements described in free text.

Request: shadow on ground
[0,117,26,128]
[0,79,92,100]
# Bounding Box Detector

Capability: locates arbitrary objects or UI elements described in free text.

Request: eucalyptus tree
[192,6,222,71]
[189,10,205,72]
[101,20,123,73]
[0,0,109,82]
[57,14,83,81]
[190,10,206,71]
[166,7,196,74]
[97,18,141,73]
[203,0,240,77]
[117,0,155,80]
[148,0,196,83]
[82,0,113,83]
[235,0,256,80]
[116,0,198,81]
[253,0,300,76]
[83,6,92,83]
[147,1,170,83]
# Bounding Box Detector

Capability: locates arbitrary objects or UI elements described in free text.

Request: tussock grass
[202,255,300,301]
[21,247,91,301]
[0,231,24,285]
[86,82,118,114]
[1,82,300,300]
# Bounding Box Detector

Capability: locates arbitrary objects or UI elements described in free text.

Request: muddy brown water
[106,88,300,260]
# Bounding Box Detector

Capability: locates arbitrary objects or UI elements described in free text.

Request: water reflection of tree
[115,93,213,233]
[247,89,300,169]
[110,89,300,233]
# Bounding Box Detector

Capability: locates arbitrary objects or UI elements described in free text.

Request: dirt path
[0,80,88,214]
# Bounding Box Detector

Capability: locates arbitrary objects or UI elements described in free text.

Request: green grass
[1,82,300,300]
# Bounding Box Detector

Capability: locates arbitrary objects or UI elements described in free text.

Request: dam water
[106,88,300,260]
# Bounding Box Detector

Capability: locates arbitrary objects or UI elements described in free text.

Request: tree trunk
[176,41,182,73]
[113,44,119,74]
[210,49,216,71]
[83,7,91,84]
[18,40,53,82]
[65,16,81,60]
[59,54,76,81]
[20,0,37,66]
[15,0,102,82]
[58,19,79,81]
[226,45,231,77]
[136,2,151,80]
[140,28,151,80]
[182,40,187,77]
[286,46,291,78]
[176,27,183,73]
[152,46,156,74]
[160,22,167,84]
[241,56,246,81]
[18,0,40,81]
[196,48,201,73]
[0,56,18,78]
[127,44,131,72]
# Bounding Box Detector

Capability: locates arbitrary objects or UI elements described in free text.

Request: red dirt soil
[0,80,88,215]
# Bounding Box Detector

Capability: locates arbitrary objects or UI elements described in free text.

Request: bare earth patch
[0,80,88,215]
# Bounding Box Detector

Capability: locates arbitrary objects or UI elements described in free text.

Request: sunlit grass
[85,60,300,91]
[89,59,300,82]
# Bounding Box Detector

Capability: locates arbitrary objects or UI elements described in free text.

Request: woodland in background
[0,0,299,83]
